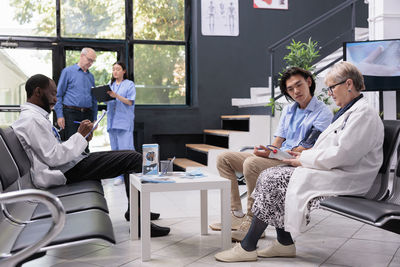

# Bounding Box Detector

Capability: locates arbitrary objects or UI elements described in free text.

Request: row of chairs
[0,127,116,266]
[320,120,400,235]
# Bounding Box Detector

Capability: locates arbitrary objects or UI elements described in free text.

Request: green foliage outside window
[8,0,187,105]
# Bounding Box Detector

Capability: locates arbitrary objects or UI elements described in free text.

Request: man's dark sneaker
[125,210,161,221]
[150,222,170,237]
[128,222,170,237]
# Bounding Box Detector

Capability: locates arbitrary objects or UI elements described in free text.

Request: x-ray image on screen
[346,40,400,77]
[344,39,400,91]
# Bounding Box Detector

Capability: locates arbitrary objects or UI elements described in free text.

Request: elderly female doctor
[215,61,384,262]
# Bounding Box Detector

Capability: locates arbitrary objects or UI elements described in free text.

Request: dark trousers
[64,150,142,201]
[62,107,93,141]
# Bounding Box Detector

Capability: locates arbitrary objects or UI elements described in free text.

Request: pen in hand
[73,121,81,124]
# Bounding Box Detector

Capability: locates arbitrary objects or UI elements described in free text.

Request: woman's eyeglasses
[324,80,347,94]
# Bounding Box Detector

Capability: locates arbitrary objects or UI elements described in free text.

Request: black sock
[240,216,268,251]
[276,228,294,245]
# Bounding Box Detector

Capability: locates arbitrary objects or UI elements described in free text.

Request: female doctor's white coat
[284,97,384,233]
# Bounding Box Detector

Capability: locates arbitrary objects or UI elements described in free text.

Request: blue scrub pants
[108,129,135,180]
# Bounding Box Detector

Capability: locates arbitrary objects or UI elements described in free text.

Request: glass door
[0,47,53,127]
[64,48,118,152]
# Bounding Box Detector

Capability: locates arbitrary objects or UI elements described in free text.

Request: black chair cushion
[321,196,400,223]
[12,209,115,253]
[380,120,400,173]
[0,127,31,177]
[0,136,20,190]
[47,180,104,197]
[31,192,109,220]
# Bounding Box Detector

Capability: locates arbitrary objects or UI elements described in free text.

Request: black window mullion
[56,0,61,40]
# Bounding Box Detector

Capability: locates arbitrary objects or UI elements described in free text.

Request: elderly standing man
[54,47,98,142]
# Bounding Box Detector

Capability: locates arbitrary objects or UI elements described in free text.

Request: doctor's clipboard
[91,85,113,102]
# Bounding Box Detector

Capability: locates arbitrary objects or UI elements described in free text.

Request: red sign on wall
[253,0,288,10]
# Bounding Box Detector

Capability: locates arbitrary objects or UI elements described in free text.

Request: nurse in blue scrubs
[106,61,136,185]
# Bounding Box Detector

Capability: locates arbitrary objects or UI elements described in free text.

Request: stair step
[186,144,226,153]
[221,115,250,120]
[203,129,245,137]
[173,158,206,170]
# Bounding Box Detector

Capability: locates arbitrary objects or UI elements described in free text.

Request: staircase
[173,114,276,174]
[173,0,369,174]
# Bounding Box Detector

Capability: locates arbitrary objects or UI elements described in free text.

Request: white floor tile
[21,181,400,266]
[326,249,393,267]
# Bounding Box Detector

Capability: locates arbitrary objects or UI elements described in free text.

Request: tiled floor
[23,180,400,267]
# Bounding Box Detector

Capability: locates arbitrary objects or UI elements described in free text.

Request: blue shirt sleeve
[54,68,68,119]
[274,104,290,138]
[313,105,333,132]
[126,82,136,102]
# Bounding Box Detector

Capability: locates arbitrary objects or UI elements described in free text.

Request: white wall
[366,0,400,119]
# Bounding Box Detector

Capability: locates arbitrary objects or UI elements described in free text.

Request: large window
[0,48,52,126]
[0,0,56,37]
[134,44,186,104]
[61,0,125,39]
[133,0,187,105]
[0,0,190,107]
[134,0,185,41]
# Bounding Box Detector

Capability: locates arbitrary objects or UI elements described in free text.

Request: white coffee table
[129,171,231,261]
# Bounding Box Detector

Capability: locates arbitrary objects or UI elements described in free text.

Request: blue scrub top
[275,96,333,151]
[106,79,136,132]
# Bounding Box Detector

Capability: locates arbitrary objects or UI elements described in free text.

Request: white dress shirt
[12,103,88,189]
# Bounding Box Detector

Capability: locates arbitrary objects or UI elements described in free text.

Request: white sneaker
[209,211,245,231]
[113,178,124,186]
[215,243,257,262]
[231,215,265,242]
[257,240,296,258]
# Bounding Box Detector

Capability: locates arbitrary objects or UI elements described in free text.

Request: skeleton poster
[201,0,239,36]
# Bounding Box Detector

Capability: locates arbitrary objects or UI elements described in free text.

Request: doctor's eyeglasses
[324,80,347,94]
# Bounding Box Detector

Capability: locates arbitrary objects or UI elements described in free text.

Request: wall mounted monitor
[344,39,400,91]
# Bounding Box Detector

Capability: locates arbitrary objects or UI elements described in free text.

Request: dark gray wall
[135,0,368,159]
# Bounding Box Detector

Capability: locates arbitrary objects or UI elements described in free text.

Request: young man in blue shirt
[210,67,333,241]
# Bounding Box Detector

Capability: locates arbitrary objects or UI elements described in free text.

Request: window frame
[0,0,191,108]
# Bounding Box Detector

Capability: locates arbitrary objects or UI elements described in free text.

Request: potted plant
[267,38,330,114]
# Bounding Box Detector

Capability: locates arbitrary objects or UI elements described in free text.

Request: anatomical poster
[201,0,239,36]
[253,0,288,10]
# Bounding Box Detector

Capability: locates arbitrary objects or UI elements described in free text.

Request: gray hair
[325,61,365,91]
[81,47,95,55]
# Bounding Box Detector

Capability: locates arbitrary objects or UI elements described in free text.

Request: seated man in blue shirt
[13,74,169,237]
[210,67,333,241]
[54,47,98,142]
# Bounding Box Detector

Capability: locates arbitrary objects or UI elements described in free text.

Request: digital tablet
[85,110,107,139]
[91,85,113,102]
[266,145,295,160]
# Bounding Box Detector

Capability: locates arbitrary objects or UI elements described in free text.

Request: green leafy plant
[266,97,284,114]
[282,38,320,73]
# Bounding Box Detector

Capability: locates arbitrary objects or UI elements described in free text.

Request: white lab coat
[284,97,384,233]
[13,103,88,189]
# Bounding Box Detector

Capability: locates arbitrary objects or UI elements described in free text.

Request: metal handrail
[268,0,360,101]
[0,189,65,267]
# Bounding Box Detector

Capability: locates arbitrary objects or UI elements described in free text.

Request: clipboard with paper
[85,110,107,139]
